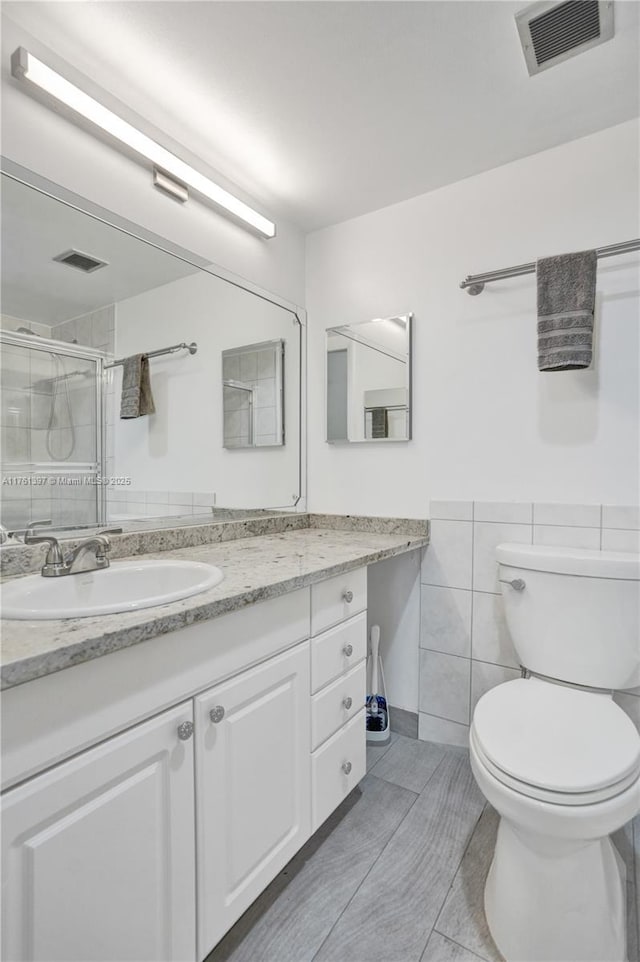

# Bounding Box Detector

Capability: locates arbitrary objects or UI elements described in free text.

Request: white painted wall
[306,119,640,515]
[113,272,301,508]
[1,16,305,307]
[367,549,423,715]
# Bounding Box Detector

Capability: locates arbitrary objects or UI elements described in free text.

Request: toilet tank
[496,544,640,690]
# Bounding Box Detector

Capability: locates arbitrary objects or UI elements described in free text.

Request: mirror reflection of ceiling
[331,318,409,360]
[1,176,199,325]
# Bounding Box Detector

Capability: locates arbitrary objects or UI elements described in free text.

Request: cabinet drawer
[311,612,367,694]
[311,709,366,832]
[311,661,366,751]
[311,567,367,635]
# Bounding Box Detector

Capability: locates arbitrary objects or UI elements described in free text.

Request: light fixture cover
[11,47,276,238]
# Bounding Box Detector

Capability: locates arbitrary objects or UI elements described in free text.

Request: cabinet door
[1,703,196,962]
[195,643,311,957]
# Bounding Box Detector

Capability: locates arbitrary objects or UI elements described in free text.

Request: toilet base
[485,816,627,962]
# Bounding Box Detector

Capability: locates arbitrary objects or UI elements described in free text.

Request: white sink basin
[1,560,225,620]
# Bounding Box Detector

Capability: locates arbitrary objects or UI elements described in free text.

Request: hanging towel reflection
[120,354,156,419]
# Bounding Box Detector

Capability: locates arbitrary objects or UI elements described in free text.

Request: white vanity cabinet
[194,642,311,957]
[1,702,196,962]
[1,571,371,962]
[309,569,368,831]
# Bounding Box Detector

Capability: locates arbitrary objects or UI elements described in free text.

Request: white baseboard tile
[418,712,469,749]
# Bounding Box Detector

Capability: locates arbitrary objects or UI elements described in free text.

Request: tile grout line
[430,929,495,962]
[366,739,393,775]
[469,504,475,726]
[634,817,640,959]
[430,803,490,950]
[309,758,448,962]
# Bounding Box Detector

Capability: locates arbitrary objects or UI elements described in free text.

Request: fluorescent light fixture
[11,47,276,238]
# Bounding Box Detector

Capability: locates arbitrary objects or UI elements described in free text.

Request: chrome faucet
[25,521,123,578]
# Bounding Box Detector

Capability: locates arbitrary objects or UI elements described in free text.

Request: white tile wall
[473,521,532,593]
[429,500,473,522]
[420,500,640,746]
[533,502,601,527]
[420,585,471,658]
[418,712,469,748]
[602,529,640,552]
[533,524,601,549]
[421,519,473,590]
[471,591,519,669]
[474,501,532,524]
[105,489,216,521]
[602,505,640,530]
[419,649,470,725]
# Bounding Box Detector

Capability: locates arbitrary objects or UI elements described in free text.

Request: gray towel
[370,407,388,439]
[536,250,597,371]
[120,354,156,419]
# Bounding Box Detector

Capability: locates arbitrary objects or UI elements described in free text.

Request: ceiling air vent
[53,249,108,273]
[516,0,614,76]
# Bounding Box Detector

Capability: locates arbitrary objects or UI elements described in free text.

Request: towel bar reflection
[104,341,197,369]
[459,238,640,295]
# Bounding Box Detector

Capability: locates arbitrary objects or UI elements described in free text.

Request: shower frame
[0,329,108,529]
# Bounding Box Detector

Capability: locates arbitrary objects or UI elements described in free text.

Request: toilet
[469,543,640,962]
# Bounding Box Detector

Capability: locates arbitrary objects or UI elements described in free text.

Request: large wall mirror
[0,166,303,534]
[326,314,412,443]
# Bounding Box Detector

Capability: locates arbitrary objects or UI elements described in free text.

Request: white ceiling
[4,1,639,232]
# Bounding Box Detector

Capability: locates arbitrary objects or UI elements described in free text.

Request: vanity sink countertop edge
[0,518,429,690]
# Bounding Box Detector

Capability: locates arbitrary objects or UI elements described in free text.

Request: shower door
[0,331,105,533]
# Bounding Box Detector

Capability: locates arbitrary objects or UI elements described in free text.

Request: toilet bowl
[469,544,640,962]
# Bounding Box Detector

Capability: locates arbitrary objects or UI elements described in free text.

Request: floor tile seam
[431,803,487,937]
[634,818,640,954]
[429,929,494,962]
[372,747,449,796]
[366,740,393,774]
[414,751,452,798]
[309,756,469,962]
[402,796,488,962]
[309,774,424,962]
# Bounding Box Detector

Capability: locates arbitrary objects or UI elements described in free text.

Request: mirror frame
[0,156,307,520]
[325,312,412,444]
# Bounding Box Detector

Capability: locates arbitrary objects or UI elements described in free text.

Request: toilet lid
[473,679,640,795]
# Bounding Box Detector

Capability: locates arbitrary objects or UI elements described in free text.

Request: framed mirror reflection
[0,164,303,536]
[222,340,285,449]
[325,313,412,443]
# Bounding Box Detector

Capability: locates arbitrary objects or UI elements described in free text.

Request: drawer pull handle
[342,590,354,603]
[343,696,353,710]
[343,644,353,657]
[342,761,353,775]
[209,706,225,724]
[177,721,194,741]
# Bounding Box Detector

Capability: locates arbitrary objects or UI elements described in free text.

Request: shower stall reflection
[0,330,104,532]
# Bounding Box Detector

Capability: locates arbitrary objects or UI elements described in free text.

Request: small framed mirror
[222,339,285,448]
[325,313,412,443]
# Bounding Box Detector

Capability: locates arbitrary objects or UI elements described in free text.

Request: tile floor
[206,734,640,962]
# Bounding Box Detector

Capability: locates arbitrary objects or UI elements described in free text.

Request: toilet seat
[472,678,640,806]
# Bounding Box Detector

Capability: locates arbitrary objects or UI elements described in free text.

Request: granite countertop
[1,526,428,690]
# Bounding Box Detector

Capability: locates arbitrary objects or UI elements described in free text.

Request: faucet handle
[95,528,123,553]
